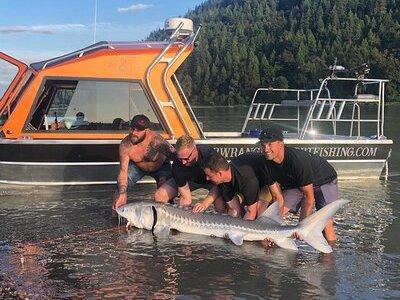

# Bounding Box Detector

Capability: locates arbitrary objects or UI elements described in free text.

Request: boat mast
[93,0,98,43]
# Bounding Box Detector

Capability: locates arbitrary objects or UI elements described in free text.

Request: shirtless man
[112,114,175,210]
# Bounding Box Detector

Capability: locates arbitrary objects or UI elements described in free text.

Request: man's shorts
[283,179,338,213]
[236,186,272,205]
[126,161,172,189]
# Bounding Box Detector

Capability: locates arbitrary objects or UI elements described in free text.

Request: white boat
[0,18,392,185]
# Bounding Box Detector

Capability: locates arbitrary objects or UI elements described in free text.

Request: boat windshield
[25,79,165,132]
[0,59,19,125]
[0,59,18,99]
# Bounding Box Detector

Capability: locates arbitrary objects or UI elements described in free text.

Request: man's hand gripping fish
[117,199,348,253]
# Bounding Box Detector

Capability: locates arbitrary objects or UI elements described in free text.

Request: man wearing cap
[258,128,338,241]
[202,151,284,220]
[112,114,175,210]
[155,134,226,212]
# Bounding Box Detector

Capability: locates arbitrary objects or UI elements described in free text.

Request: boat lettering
[212,145,378,159]
[297,146,378,158]
[213,146,260,158]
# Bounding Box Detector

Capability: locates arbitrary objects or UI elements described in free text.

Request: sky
[0,0,205,62]
[0,0,205,95]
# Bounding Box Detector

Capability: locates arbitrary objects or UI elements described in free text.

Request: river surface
[0,105,399,299]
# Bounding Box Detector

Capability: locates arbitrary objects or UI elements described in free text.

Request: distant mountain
[148,0,400,105]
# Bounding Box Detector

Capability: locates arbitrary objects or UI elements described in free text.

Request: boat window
[26,79,164,132]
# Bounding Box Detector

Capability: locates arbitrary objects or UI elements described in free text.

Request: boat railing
[241,87,320,134]
[163,25,205,138]
[37,41,173,70]
[242,77,388,140]
[300,77,388,139]
[145,21,204,138]
[39,42,116,70]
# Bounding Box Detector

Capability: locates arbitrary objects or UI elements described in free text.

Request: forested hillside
[149,0,400,105]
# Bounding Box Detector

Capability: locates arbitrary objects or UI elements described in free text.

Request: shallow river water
[0,106,399,299]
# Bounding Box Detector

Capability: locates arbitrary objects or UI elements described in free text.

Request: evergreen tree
[149,0,400,104]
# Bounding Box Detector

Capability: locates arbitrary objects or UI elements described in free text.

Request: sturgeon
[116,199,348,253]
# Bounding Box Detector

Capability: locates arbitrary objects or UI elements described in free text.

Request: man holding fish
[114,117,339,242]
[257,128,339,241]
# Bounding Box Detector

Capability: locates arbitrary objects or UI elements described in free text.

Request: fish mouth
[116,206,130,220]
[116,206,124,216]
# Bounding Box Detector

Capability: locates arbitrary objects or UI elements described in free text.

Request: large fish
[116,199,348,253]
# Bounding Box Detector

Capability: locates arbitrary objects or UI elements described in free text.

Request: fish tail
[297,199,349,253]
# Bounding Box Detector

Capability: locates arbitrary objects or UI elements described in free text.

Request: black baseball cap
[130,114,151,130]
[257,128,284,143]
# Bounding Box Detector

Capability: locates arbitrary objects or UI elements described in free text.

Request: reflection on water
[1,104,400,298]
[0,179,399,299]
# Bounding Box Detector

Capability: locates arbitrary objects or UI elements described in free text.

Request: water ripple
[0,178,399,298]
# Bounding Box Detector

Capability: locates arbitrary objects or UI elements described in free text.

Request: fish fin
[298,199,349,253]
[274,237,298,251]
[301,232,332,253]
[153,225,171,238]
[258,201,283,225]
[227,233,245,246]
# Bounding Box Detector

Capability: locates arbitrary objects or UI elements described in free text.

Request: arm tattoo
[144,135,176,161]
[118,185,127,194]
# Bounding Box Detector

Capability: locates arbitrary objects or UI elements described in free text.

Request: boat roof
[30,40,171,71]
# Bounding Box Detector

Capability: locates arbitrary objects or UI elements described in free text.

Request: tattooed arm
[144,134,176,161]
[112,141,130,210]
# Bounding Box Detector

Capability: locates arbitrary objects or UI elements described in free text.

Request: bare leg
[323,218,336,241]
[255,200,268,218]
[154,178,178,203]
[227,196,244,218]
[213,196,227,213]
[282,206,292,216]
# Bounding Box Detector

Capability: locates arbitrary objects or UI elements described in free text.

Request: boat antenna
[93,0,98,43]
[328,57,345,78]
[329,57,338,78]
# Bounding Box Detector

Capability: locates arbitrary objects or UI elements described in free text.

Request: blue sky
[0,0,205,62]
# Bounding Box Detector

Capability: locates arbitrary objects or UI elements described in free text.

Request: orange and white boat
[0,18,392,185]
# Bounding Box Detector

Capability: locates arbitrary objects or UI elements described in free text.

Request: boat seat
[354,94,379,102]
[280,100,314,107]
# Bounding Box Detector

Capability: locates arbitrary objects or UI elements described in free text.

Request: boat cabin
[0,18,202,141]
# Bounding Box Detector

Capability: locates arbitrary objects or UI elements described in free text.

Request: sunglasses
[178,147,195,162]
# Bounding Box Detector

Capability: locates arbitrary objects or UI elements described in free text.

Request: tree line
[148,0,400,105]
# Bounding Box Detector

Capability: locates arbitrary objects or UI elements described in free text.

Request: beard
[130,131,146,145]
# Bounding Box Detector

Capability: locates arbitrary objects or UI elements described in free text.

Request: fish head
[116,202,155,229]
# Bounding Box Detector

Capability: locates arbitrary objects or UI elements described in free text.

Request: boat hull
[0,138,392,185]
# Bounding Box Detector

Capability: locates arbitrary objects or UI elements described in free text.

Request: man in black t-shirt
[258,128,338,241]
[155,135,226,212]
[202,152,284,220]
